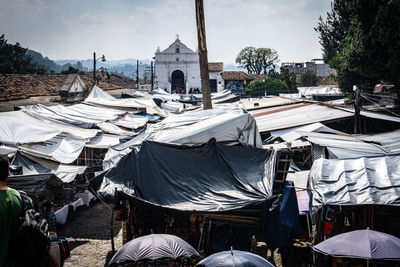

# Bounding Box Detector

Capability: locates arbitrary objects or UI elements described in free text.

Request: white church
[154,36,224,94]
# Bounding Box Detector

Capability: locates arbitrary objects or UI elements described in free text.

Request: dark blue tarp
[262,181,303,250]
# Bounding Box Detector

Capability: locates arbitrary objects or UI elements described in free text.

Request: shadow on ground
[68,240,89,250]
[104,250,117,267]
[57,201,121,240]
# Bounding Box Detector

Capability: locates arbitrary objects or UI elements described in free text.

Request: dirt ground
[57,202,282,267]
[57,201,123,267]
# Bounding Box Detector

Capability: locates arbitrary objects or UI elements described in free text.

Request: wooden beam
[195,0,212,110]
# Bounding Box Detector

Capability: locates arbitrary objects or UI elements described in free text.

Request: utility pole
[93,52,96,85]
[353,85,362,134]
[151,61,154,91]
[195,0,212,110]
[136,59,139,90]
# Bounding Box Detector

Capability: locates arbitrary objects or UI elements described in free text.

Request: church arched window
[175,46,180,54]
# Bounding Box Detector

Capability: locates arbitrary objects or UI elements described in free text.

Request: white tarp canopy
[300,130,400,159]
[85,134,125,149]
[18,134,86,164]
[103,106,262,170]
[5,110,99,140]
[151,88,180,101]
[0,116,61,145]
[113,106,262,151]
[0,111,91,164]
[297,86,341,97]
[12,152,86,183]
[22,103,149,135]
[85,85,158,110]
[309,155,400,213]
[270,122,345,142]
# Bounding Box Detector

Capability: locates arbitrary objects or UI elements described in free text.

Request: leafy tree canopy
[235,46,279,74]
[300,70,318,86]
[245,78,288,97]
[61,66,79,74]
[0,34,46,74]
[315,0,400,94]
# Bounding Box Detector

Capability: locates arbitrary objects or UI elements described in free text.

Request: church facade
[154,36,223,94]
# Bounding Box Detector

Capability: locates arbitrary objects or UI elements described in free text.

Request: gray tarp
[102,107,262,170]
[12,152,86,183]
[113,107,262,151]
[7,173,59,197]
[98,140,277,212]
[309,155,400,213]
[301,130,400,159]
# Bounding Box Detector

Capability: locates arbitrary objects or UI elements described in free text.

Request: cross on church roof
[176,34,179,40]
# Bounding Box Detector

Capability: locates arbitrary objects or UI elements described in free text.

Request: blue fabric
[262,181,303,250]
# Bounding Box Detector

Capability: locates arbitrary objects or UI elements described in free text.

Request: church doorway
[171,70,185,94]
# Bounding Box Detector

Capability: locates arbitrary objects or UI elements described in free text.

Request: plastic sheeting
[103,107,263,170]
[7,173,60,197]
[18,134,86,164]
[301,130,400,159]
[6,110,99,140]
[85,134,124,148]
[113,107,262,151]
[253,104,354,133]
[309,155,400,213]
[98,140,277,212]
[111,114,148,129]
[85,85,157,109]
[270,122,345,142]
[12,152,86,183]
[297,86,341,97]
[0,116,61,145]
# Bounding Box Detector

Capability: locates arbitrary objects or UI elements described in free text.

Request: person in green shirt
[0,155,23,267]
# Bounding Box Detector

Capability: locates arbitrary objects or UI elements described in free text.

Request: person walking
[0,155,23,267]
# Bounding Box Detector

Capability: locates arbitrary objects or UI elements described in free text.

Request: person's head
[0,155,9,182]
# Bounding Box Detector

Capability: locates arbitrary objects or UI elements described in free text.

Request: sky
[0,0,332,64]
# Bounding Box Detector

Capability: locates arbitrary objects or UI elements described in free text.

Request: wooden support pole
[195,0,212,110]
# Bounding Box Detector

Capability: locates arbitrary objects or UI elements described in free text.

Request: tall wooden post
[93,52,96,85]
[151,61,154,91]
[354,86,362,134]
[195,0,212,110]
[136,60,139,90]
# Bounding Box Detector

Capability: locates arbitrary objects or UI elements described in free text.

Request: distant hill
[26,50,63,72]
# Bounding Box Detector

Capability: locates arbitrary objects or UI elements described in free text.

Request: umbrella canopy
[196,250,274,267]
[109,234,199,266]
[313,229,400,260]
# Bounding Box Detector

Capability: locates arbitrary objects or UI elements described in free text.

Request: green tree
[235,46,279,74]
[268,67,297,91]
[300,70,318,86]
[0,34,46,74]
[245,78,288,97]
[316,0,400,94]
[61,66,79,74]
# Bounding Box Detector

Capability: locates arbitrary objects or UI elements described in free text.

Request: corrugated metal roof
[253,104,353,133]
[336,106,400,123]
